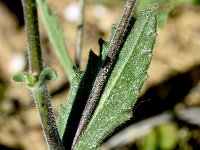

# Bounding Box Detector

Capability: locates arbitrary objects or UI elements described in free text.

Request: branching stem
[21,0,65,149]
[72,0,137,148]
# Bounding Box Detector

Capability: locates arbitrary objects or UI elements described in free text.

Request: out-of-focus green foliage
[88,0,125,5]
[138,122,200,150]
[137,0,199,27]
[140,123,179,150]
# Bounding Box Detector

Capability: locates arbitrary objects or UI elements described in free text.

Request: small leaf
[75,5,158,150]
[39,67,57,82]
[13,68,57,88]
[12,72,29,83]
[12,72,38,88]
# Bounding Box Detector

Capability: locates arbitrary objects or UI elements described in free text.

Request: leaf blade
[75,5,158,150]
[58,51,102,148]
[36,0,74,81]
[58,69,84,139]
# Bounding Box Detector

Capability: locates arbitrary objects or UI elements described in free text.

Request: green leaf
[99,24,117,61]
[137,0,167,12]
[36,0,73,81]
[12,72,38,88]
[13,68,57,89]
[75,5,158,150]
[39,67,57,81]
[58,51,102,145]
[58,68,84,139]
[12,72,29,83]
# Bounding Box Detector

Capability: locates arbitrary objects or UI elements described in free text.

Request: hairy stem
[75,0,86,68]
[21,0,64,149]
[72,0,137,148]
[22,0,43,73]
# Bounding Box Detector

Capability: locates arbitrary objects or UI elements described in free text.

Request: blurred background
[0,0,200,149]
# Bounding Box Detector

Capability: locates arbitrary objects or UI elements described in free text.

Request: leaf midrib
[85,13,150,131]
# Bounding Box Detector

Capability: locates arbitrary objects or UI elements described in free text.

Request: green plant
[13,0,157,149]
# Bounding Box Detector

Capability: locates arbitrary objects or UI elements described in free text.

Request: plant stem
[21,0,64,149]
[32,86,65,150]
[22,0,43,73]
[72,0,137,148]
[75,0,86,68]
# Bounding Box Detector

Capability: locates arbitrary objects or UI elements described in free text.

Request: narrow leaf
[58,51,102,149]
[75,5,158,150]
[99,24,117,61]
[36,0,73,81]
[58,68,84,139]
